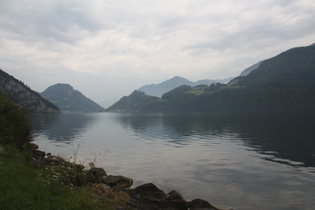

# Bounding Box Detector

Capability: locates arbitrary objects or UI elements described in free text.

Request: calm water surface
[31,111,315,210]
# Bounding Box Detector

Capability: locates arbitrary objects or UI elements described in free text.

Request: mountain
[138,76,230,97]
[40,84,105,112]
[106,90,158,112]
[108,43,315,113]
[237,45,315,88]
[240,60,264,76]
[0,69,59,113]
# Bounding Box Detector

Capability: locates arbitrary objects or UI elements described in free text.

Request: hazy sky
[1,0,315,106]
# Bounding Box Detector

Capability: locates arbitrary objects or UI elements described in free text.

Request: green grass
[187,86,208,95]
[220,85,246,90]
[187,85,245,96]
[0,145,126,210]
[0,91,130,209]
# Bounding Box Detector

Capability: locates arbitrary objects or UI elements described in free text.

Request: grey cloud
[0,0,103,45]
[184,1,315,54]
[1,0,315,102]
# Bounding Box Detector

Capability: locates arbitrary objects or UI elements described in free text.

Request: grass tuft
[0,145,124,209]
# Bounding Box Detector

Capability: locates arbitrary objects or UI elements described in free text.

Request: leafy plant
[0,91,31,148]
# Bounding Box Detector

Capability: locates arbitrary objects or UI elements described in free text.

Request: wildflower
[0,145,5,154]
[89,162,95,168]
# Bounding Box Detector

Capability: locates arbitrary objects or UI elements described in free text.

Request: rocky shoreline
[28,142,226,210]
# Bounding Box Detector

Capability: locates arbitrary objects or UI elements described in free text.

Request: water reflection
[31,113,96,143]
[229,110,315,168]
[117,112,230,136]
[32,111,315,209]
[115,111,315,169]
[116,113,181,144]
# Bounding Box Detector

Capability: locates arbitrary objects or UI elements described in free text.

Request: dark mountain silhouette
[240,60,264,76]
[106,90,158,112]
[0,69,59,113]
[108,43,315,112]
[138,76,230,97]
[41,83,105,112]
[237,45,315,88]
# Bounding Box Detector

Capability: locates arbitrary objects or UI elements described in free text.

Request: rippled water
[31,111,315,210]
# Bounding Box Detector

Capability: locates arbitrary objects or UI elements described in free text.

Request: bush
[0,91,31,148]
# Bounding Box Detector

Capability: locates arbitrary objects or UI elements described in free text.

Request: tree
[0,91,31,148]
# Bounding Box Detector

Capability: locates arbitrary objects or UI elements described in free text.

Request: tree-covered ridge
[0,69,59,113]
[40,83,105,112]
[106,90,159,112]
[107,43,315,113]
[238,44,315,88]
[138,76,230,97]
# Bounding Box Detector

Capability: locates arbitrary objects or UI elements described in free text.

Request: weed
[0,92,130,209]
[0,144,119,209]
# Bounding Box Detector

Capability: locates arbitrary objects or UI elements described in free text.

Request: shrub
[0,91,31,148]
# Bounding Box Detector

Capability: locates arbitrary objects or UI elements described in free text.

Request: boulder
[32,149,45,160]
[88,167,108,183]
[101,175,133,190]
[24,142,39,150]
[188,199,218,210]
[133,183,167,200]
[127,199,161,210]
[128,183,188,209]
[91,183,111,194]
[166,190,186,202]
[128,183,219,210]
[128,198,188,210]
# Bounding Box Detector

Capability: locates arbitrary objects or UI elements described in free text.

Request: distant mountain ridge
[237,44,315,88]
[138,76,230,97]
[0,69,59,113]
[106,90,158,112]
[107,43,315,112]
[240,60,264,76]
[41,84,105,112]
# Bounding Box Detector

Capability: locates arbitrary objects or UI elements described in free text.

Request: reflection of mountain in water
[31,113,96,143]
[116,111,315,168]
[115,113,184,143]
[116,113,162,132]
[229,110,315,168]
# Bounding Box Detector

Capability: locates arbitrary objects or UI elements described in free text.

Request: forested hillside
[138,76,230,97]
[106,90,158,112]
[41,83,105,112]
[107,44,315,113]
[0,69,59,113]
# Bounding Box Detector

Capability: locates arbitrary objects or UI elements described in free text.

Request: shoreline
[28,142,227,210]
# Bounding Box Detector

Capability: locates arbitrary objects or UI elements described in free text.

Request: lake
[30,110,315,210]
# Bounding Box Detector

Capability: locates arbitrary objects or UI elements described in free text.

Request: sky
[1,0,315,107]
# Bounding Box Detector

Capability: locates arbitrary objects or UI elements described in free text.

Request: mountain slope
[106,90,158,112]
[0,69,59,113]
[238,45,315,88]
[109,43,315,113]
[41,84,105,112]
[138,76,229,97]
[240,60,264,76]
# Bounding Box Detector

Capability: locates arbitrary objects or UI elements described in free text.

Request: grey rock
[101,175,133,189]
[133,183,167,200]
[89,167,108,183]
[166,190,186,202]
[188,199,218,210]
[32,149,45,160]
